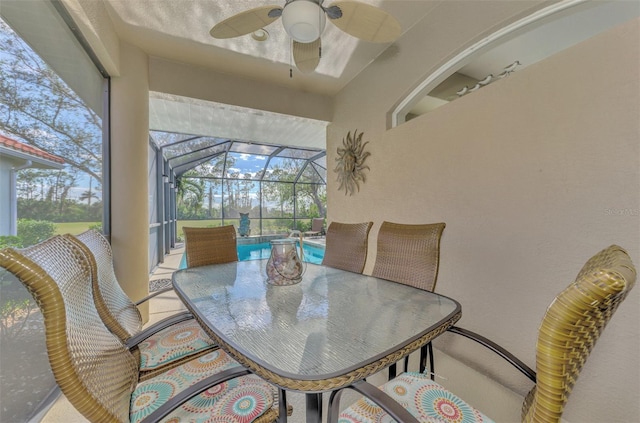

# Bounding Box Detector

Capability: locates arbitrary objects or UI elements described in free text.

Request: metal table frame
[173,259,461,422]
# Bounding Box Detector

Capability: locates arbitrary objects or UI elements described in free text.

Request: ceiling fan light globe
[282,0,326,43]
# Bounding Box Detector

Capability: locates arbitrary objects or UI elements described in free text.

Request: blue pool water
[179,241,324,268]
[238,242,325,264]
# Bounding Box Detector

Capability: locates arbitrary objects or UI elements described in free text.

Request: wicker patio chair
[0,235,282,423]
[321,221,373,273]
[328,244,636,423]
[66,230,216,380]
[183,225,238,268]
[371,221,446,378]
[304,218,325,237]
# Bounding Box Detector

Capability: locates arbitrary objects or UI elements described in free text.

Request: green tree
[0,236,21,249]
[78,177,99,212]
[17,219,55,247]
[0,18,103,226]
[0,20,102,184]
[14,168,81,221]
[296,182,326,218]
[176,176,205,218]
[262,164,298,217]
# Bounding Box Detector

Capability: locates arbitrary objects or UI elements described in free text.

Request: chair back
[321,221,373,273]
[372,221,446,291]
[522,245,636,423]
[68,230,142,341]
[311,218,324,233]
[183,225,238,268]
[0,236,138,423]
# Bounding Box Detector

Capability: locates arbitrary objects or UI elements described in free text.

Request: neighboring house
[0,134,64,236]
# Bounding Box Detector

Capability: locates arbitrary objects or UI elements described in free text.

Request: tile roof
[0,134,65,164]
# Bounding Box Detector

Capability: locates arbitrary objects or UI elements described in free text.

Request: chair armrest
[328,380,420,423]
[447,326,536,382]
[125,312,194,348]
[140,367,252,423]
[134,286,174,306]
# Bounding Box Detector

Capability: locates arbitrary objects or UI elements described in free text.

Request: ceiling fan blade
[327,1,401,43]
[210,6,282,39]
[293,39,321,74]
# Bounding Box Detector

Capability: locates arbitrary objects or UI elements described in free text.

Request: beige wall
[329,18,640,423]
[149,57,333,122]
[61,0,121,76]
[110,41,151,320]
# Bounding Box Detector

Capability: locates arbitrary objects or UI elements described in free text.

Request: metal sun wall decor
[334,130,370,196]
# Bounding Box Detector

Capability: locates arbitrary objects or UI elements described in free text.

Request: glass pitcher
[266,238,304,286]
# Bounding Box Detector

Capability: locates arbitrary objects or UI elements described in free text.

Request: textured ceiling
[103,0,440,149]
[99,0,638,149]
[104,0,438,97]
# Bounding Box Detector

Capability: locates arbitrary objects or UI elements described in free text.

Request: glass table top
[173,259,461,385]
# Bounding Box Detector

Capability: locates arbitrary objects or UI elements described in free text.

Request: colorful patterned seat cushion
[138,319,216,371]
[131,349,275,423]
[339,372,494,423]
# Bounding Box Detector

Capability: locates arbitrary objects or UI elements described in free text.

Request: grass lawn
[54,222,99,235]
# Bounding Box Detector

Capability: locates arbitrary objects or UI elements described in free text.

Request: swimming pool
[179,241,325,268]
[238,242,325,264]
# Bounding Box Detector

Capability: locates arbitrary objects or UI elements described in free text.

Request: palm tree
[176,177,205,217]
[78,176,97,211]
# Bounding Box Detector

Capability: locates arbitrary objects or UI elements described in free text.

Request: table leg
[305,393,323,423]
[278,389,288,423]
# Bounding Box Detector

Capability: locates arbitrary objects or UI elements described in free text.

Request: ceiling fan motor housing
[282,0,327,43]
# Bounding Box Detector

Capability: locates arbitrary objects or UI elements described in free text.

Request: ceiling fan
[209,0,402,74]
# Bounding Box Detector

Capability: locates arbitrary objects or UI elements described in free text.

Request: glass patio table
[172,259,461,423]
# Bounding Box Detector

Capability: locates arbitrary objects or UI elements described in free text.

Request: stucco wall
[61,0,121,76]
[328,18,640,423]
[149,57,333,123]
[110,41,151,320]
